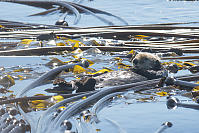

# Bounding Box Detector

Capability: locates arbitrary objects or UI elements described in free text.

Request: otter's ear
[154,60,161,70]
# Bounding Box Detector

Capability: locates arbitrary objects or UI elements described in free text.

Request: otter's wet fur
[95,52,165,88]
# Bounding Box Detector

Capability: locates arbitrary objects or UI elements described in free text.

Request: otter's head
[132,52,161,71]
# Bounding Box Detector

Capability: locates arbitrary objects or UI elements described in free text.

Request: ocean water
[0,0,199,133]
[0,0,199,27]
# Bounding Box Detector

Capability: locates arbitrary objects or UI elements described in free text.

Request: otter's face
[132,53,161,70]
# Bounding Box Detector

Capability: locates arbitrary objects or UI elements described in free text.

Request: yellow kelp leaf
[96,129,101,132]
[128,49,135,55]
[32,100,44,105]
[66,39,85,49]
[117,94,123,98]
[134,35,148,40]
[183,62,196,67]
[72,55,79,59]
[162,62,184,69]
[135,35,149,38]
[7,90,14,93]
[117,62,131,69]
[58,106,66,109]
[17,75,24,80]
[71,48,83,54]
[13,69,25,72]
[0,25,4,28]
[137,97,153,102]
[156,91,168,96]
[192,85,199,92]
[56,36,60,39]
[57,106,66,111]
[82,96,87,100]
[7,75,15,86]
[34,94,46,96]
[33,102,47,109]
[71,55,94,66]
[161,62,170,66]
[114,57,123,61]
[63,59,74,64]
[56,42,66,46]
[72,42,79,49]
[57,36,68,40]
[92,40,101,46]
[21,39,33,45]
[0,75,16,87]
[88,68,113,75]
[73,65,87,74]
[52,95,64,103]
[67,39,82,44]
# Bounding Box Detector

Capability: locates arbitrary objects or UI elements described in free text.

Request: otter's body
[94,52,164,88]
[50,52,165,93]
[95,70,147,88]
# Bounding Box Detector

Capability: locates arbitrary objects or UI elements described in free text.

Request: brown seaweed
[0,0,128,25]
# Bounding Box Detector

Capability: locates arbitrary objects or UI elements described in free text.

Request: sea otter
[49,52,166,93]
[94,52,165,88]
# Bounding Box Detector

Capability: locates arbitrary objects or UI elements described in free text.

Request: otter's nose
[133,59,138,65]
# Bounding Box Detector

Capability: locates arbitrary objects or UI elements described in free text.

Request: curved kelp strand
[36,91,96,133]
[51,79,159,131]
[17,105,37,133]
[29,8,60,16]
[0,0,56,9]
[70,2,128,25]
[1,0,80,24]
[57,1,81,25]
[91,92,123,123]
[69,2,114,26]
[29,1,81,25]
[17,61,89,133]
[16,61,88,98]
[0,0,127,25]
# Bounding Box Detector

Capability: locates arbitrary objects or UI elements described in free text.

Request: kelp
[0,0,128,25]
[1,18,199,133]
[167,97,199,110]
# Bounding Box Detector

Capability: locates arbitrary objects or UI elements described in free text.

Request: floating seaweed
[1,16,199,133]
[0,0,128,26]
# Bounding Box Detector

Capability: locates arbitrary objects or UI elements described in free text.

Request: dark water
[0,0,199,133]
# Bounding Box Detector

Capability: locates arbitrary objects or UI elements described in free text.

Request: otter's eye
[133,59,138,65]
